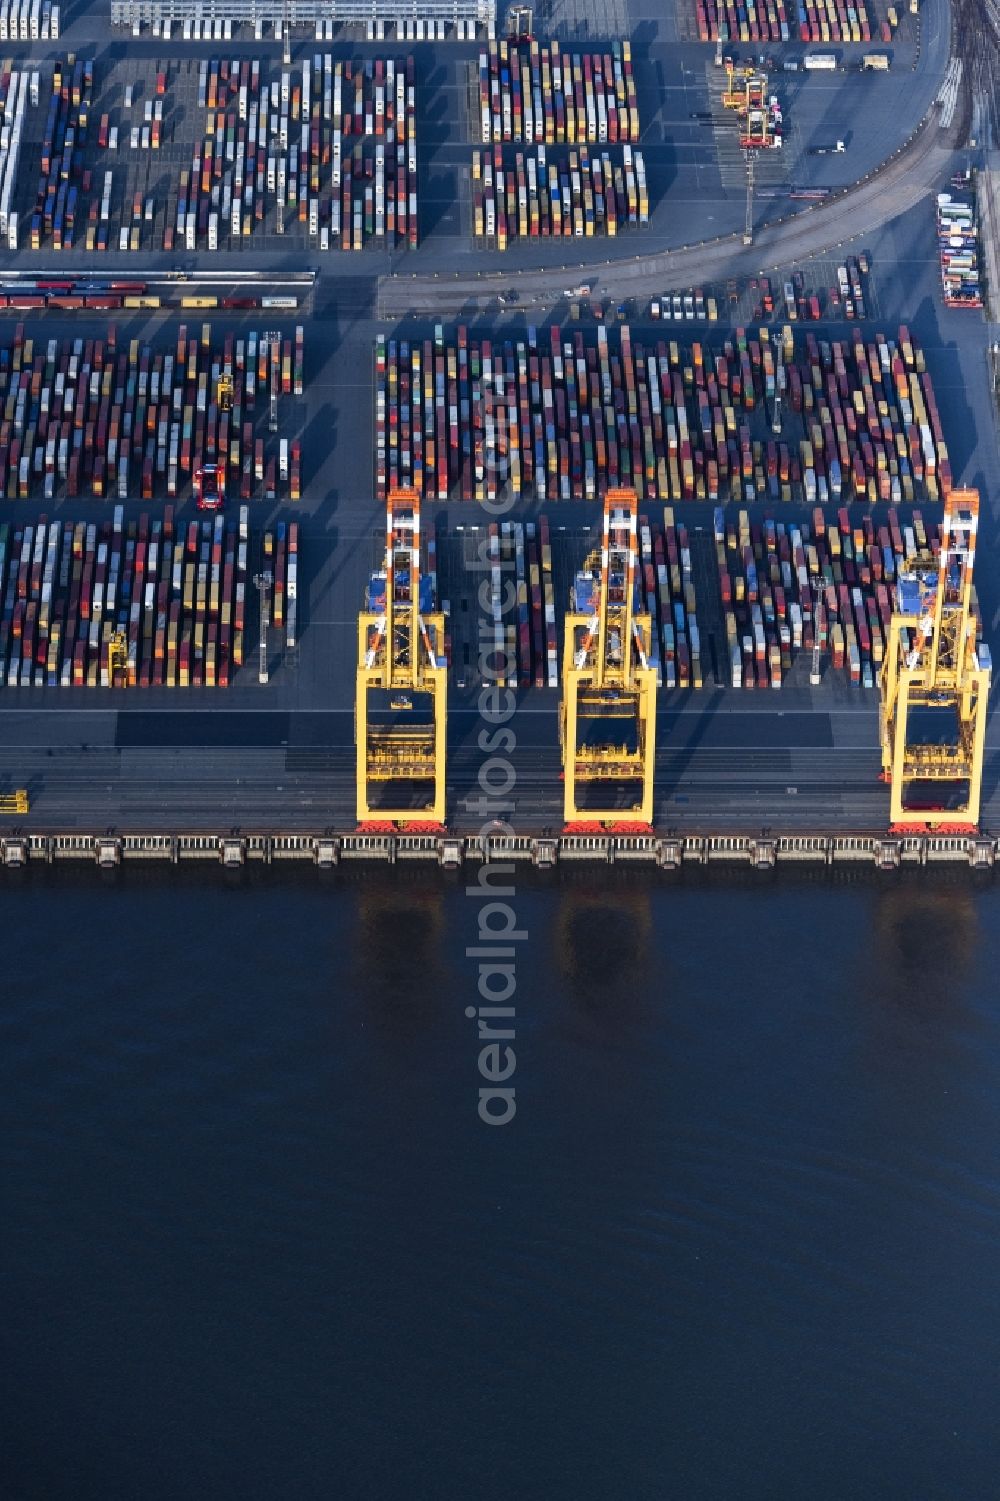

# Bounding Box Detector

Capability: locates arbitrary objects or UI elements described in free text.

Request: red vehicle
[193,462,224,511]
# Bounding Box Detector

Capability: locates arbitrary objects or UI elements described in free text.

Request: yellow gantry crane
[355,487,447,827]
[721,61,780,243]
[0,789,29,814]
[560,488,658,827]
[107,629,129,686]
[721,61,756,111]
[879,486,991,832]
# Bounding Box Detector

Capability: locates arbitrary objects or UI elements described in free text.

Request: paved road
[3,703,999,833]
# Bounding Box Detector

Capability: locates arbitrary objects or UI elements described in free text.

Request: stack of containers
[179,55,417,252]
[476,40,641,246]
[936,193,983,308]
[30,57,93,251]
[0,322,303,503]
[0,505,265,688]
[0,0,59,40]
[695,0,870,40]
[479,518,558,687]
[261,522,299,646]
[638,508,702,689]
[472,143,647,243]
[712,506,970,690]
[541,515,557,684]
[0,66,32,249]
[478,40,639,144]
[374,324,949,505]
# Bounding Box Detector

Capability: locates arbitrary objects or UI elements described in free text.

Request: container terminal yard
[0,0,998,870]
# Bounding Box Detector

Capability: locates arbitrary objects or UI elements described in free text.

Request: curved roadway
[379,108,963,317]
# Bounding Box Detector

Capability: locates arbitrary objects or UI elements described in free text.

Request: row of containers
[936,192,983,310]
[477,41,640,145]
[20,55,417,253]
[639,510,702,689]
[22,57,93,252]
[119,16,482,41]
[471,145,648,245]
[0,506,298,689]
[0,322,304,503]
[694,0,873,40]
[651,259,869,324]
[712,506,967,689]
[0,0,59,39]
[477,518,559,688]
[0,68,39,248]
[374,324,951,506]
[262,523,298,651]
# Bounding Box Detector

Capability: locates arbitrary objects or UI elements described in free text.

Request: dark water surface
[3,869,999,1501]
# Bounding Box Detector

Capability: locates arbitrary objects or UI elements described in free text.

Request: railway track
[955,0,1000,145]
